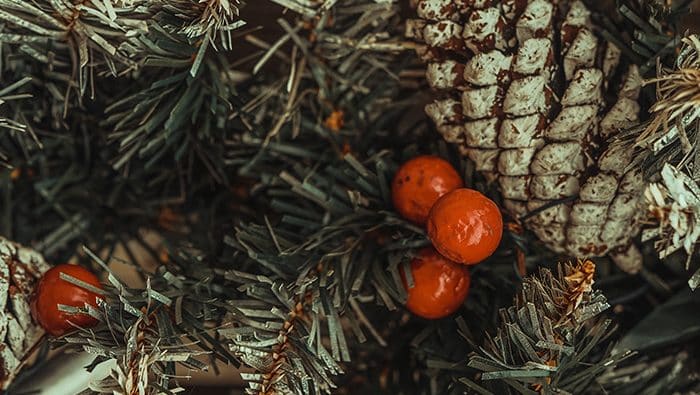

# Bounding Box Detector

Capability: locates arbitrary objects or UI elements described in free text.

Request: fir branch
[103,58,239,178]
[227,0,407,157]
[598,285,700,394]
[0,0,148,101]
[0,0,251,177]
[134,0,248,76]
[464,260,622,394]
[98,0,252,176]
[56,246,238,394]
[222,151,428,393]
[222,277,344,394]
[213,1,483,392]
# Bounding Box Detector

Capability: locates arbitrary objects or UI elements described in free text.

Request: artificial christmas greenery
[1,0,699,394]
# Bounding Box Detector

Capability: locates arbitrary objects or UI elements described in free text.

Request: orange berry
[31,264,104,336]
[401,247,471,319]
[391,155,463,224]
[427,188,503,265]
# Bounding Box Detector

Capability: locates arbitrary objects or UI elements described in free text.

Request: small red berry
[427,188,503,265]
[401,247,471,319]
[31,264,104,336]
[392,155,463,224]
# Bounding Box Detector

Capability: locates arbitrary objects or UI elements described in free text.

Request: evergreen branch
[464,260,623,394]
[227,0,407,155]
[56,246,238,394]
[222,277,344,394]
[100,0,250,176]
[598,285,700,394]
[612,34,698,182]
[132,0,248,76]
[0,0,148,100]
[212,1,496,392]
[0,0,253,258]
[103,58,239,178]
[0,0,251,176]
[222,151,428,393]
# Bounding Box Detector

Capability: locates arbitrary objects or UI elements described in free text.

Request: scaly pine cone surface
[0,237,50,389]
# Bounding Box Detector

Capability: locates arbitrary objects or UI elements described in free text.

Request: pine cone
[0,237,50,389]
[407,0,645,272]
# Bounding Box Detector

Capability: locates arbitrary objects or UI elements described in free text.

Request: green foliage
[0,0,248,255]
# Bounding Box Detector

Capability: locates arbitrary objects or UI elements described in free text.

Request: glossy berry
[31,264,104,336]
[392,155,463,224]
[401,247,471,319]
[427,188,503,265]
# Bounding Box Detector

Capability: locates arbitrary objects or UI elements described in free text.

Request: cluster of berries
[392,156,503,319]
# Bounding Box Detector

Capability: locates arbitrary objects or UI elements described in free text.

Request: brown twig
[258,300,308,395]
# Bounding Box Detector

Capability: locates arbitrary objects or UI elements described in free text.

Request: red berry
[392,155,463,224]
[31,264,103,336]
[427,188,503,265]
[401,247,471,319]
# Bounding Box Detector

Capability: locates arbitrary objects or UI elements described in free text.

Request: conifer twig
[57,246,237,394]
[465,260,621,394]
[635,35,700,153]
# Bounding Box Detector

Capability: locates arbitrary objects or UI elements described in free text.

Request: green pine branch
[0,0,252,253]
[410,261,628,395]
[465,261,623,394]
[50,246,239,394]
[0,0,148,102]
[222,150,427,393]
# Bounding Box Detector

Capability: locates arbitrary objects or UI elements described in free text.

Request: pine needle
[636,35,700,151]
[467,260,617,394]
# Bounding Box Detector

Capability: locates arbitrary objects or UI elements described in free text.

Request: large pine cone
[407,0,646,271]
[0,237,49,389]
